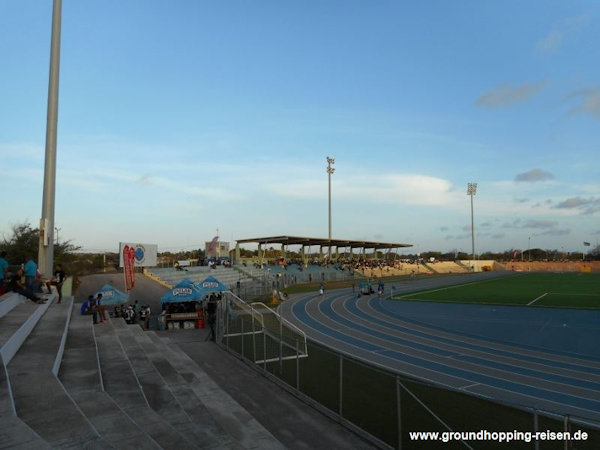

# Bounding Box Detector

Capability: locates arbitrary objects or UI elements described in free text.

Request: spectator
[124,306,135,324]
[9,268,46,304]
[206,294,217,341]
[0,251,8,282]
[24,255,37,292]
[81,295,99,324]
[95,293,106,323]
[140,305,151,330]
[133,300,140,323]
[46,263,66,303]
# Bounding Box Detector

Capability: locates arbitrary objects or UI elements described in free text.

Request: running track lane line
[290,293,600,420]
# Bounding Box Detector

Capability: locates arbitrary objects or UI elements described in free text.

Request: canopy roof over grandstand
[235,235,412,250]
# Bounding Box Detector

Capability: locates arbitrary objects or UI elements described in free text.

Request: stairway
[0,290,285,449]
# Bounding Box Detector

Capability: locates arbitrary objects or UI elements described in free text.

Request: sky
[1,1,599,255]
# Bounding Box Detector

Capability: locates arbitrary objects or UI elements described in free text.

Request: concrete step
[94,316,197,450]
[109,318,216,447]
[0,352,51,449]
[145,332,285,450]
[124,324,240,449]
[0,298,52,365]
[0,292,25,319]
[7,300,109,448]
[59,303,162,449]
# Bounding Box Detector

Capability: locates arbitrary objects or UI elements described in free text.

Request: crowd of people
[80,294,151,329]
[0,251,66,304]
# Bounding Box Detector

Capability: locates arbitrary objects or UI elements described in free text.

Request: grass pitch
[392,272,600,309]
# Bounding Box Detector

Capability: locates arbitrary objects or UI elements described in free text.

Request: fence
[217,308,600,449]
[217,292,308,369]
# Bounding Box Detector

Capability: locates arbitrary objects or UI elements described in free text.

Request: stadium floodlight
[326,157,335,259]
[467,183,477,270]
[38,0,62,278]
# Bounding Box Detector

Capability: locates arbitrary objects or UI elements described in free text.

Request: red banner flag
[123,245,136,292]
[208,236,219,253]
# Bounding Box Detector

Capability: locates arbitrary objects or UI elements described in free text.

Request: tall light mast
[326,157,335,259]
[467,182,477,271]
[38,0,62,277]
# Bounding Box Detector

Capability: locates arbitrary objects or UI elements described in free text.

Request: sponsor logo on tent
[202,281,220,289]
[173,288,193,296]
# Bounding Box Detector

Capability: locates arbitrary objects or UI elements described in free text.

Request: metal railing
[217,324,600,450]
[217,292,308,370]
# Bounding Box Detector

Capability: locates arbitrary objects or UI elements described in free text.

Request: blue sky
[1,1,599,254]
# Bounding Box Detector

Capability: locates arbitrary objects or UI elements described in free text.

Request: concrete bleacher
[236,263,356,284]
[147,265,253,289]
[494,260,600,272]
[0,286,286,449]
[355,264,427,278]
[425,261,470,274]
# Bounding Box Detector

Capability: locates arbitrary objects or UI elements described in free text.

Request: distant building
[205,240,230,259]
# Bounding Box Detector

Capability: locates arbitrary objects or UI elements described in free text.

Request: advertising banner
[119,242,158,267]
[123,244,136,292]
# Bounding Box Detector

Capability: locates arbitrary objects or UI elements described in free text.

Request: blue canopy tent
[160,278,204,303]
[95,284,129,305]
[193,276,229,298]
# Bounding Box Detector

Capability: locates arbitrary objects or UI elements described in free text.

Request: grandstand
[233,235,412,266]
[424,261,470,274]
[146,265,251,289]
[494,260,600,272]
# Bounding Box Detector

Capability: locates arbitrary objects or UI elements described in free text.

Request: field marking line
[396,276,503,299]
[549,292,600,297]
[527,293,548,306]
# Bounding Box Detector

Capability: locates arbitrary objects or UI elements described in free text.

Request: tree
[1,222,80,266]
[589,244,600,260]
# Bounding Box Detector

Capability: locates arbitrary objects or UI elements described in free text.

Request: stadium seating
[494,261,600,272]
[0,289,283,448]
[425,261,470,274]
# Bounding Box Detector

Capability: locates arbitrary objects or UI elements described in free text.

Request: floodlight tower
[326,157,335,259]
[467,183,477,270]
[38,0,62,278]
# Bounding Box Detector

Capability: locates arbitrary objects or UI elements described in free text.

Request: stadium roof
[235,235,412,250]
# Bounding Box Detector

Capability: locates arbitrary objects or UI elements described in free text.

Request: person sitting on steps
[9,268,46,304]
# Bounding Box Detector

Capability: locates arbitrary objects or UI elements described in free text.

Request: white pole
[467,183,477,272]
[38,0,62,278]
[326,157,335,259]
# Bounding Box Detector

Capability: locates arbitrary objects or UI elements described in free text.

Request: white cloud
[514,169,554,183]
[475,81,546,108]
[554,196,600,215]
[537,14,590,54]
[565,87,600,120]
[266,173,459,208]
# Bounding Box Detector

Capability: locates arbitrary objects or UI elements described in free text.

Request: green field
[392,273,600,309]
